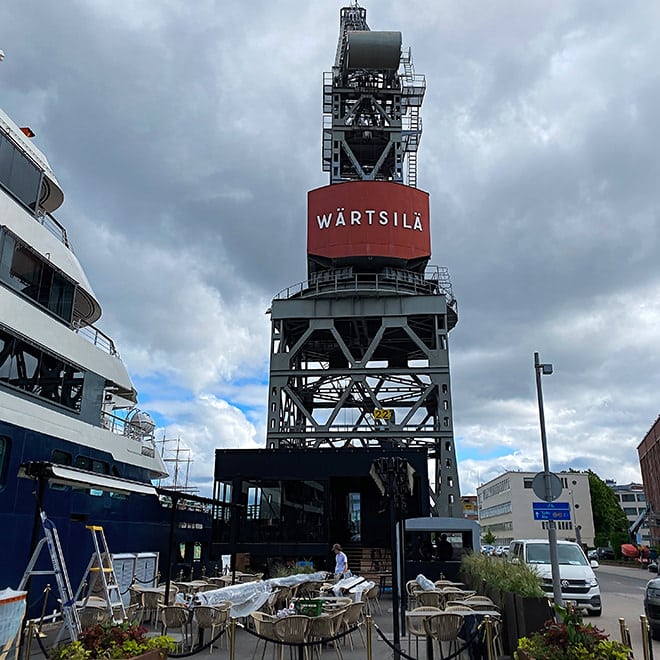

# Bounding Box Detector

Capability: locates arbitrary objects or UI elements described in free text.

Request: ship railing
[273,265,455,306]
[101,411,156,453]
[38,210,71,247]
[0,175,71,248]
[73,320,119,356]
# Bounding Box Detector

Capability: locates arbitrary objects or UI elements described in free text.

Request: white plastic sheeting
[415,574,436,591]
[191,572,375,618]
[194,572,329,618]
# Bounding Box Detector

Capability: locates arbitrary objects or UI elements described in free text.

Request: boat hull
[0,420,212,616]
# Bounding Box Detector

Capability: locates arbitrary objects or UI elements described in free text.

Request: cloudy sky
[2,0,658,497]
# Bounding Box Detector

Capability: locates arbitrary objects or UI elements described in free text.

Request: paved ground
[27,595,402,660]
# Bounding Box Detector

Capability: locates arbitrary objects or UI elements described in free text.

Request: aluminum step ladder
[77,525,126,624]
[18,511,81,644]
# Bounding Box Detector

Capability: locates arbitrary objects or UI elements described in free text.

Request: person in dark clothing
[437,533,453,560]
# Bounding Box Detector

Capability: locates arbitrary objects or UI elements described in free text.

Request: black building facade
[212,447,430,572]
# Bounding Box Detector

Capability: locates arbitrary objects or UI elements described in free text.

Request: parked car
[587,549,598,561]
[596,547,615,560]
[481,545,495,556]
[495,545,510,557]
[644,576,660,639]
[509,539,601,616]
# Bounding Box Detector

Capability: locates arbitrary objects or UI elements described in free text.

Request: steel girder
[266,292,461,517]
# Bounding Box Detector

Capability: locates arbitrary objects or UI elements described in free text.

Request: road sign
[532,471,563,501]
[532,501,571,521]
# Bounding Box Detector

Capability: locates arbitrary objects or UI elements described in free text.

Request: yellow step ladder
[77,526,126,623]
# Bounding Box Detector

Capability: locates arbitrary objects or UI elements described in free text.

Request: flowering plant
[515,606,632,660]
[50,622,175,660]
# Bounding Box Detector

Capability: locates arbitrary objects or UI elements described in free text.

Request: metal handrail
[273,266,455,306]
[73,321,119,356]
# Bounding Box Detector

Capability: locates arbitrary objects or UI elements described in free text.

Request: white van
[509,539,602,616]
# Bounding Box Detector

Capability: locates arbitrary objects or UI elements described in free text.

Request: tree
[482,528,496,545]
[587,470,629,553]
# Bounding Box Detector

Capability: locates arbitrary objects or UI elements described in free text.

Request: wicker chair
[361,583,382,616]
[123,602,142,624]
[250,611,279,660]
[193,604,231,653]
[490,615,504,658]
[405,580,421,609]
[444,604,474,612]
[468,602,501,613]
[296,581,322,599]
[433,580,456,588]
[308,610,344,660]
[77,606,111,629]
[140,590,163,624]
[440,587,475,599]
[273,615,311,660]
[340,601,365,651]
[406,606,442,657]
[463,595,494,605]
[416,590,444,609]
[128,586,143,607]
[273,586,294,611]
[423,612,464,660]
[160,606,192,652]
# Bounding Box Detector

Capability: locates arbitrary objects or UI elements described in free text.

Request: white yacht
[0,107,211,610]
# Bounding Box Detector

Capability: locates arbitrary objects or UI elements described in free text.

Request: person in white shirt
[333,543,348,578]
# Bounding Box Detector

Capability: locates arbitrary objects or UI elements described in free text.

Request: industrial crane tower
[266,2,461,517]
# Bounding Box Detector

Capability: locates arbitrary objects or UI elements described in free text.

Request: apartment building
[638,416,660,546]
[607,481,650,545]
[477,471,595,546]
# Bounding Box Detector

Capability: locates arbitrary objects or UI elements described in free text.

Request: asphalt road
[592,561,658,655]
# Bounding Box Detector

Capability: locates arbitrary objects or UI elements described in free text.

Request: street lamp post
[569,488,583,547]
[534,351,564,608]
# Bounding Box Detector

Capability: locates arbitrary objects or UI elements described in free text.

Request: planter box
[501,590,519,656]
[131,651,167,660]
[514,595,552,638]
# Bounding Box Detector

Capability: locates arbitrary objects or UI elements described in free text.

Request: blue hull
[0,420,212,616]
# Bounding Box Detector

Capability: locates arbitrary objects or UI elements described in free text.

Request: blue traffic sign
[532,501,571,521]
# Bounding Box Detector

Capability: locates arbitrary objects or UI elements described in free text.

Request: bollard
[618,618,632,649]
[640,614,651,660]
[366,614,373,660]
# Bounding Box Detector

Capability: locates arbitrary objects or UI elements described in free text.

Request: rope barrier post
[23,618,35,660]
[366,614,373,660]
[38,584,51,636]
[483,615,494,660]
[640,614,651,660]
[229,618,236,660]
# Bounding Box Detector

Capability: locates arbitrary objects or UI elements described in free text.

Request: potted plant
[50,621,176,660]
[515,606,632,659]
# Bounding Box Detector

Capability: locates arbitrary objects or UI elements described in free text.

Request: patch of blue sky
[455,438,512,462]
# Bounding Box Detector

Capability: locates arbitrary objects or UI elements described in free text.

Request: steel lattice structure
[266,3,461,517]
[322,4,425,187]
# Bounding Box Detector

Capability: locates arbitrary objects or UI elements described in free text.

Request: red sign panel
[307,181,431,261]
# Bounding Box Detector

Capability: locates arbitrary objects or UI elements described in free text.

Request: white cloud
[2,0,658,500]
